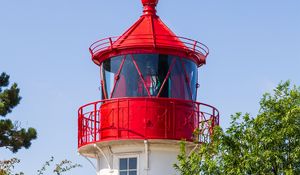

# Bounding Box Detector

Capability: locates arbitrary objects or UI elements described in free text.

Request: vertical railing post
[165,102,168,139]
[117,99,120,139]
[97,101,101,141]
[127,99,130,138]
[78,108,81,147]
[85,117,88,145]
[211,108,215,135]
[197,103,201,143]
[94,103,97,142]
[109,37,113,50]
[89,48,93,57]
[192,40,197,52]
[172,101,175,138]
[145,99,147,138]
[217,109,220,125]
[81,108,83,145]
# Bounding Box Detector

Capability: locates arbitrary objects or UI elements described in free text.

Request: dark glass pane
[157,54,172,98]
[103,54,196,100]
[112,56,147,98]
[182,59,198,101]
[129,158,137,169]
[129,170,137,175]
[134,54,166,97]
[119,158,128,170]
[120,171,127,175]
[101,56,124,99]
[169,57,191,100]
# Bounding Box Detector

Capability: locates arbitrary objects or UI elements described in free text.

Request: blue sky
[1,0,300,174]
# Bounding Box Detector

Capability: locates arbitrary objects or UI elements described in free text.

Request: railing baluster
[109,37,113,49]
[78,99,219,147]
[192,40,197,52]
[89,35,209,68]
[94,103,97,142]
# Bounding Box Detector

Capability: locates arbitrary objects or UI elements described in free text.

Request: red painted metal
[90,35,209,67]
[78,0,219,150]
[89,0,209,67]
[78,98,219,148]
[141,0,159,6]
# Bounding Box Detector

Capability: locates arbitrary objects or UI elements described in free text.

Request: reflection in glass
[183,59,198,100]
[120,172,127,175]
[112,56,147,98]
[119,157,138,175]
[129,158,137,169]
[119,158,127,170]
[101,56,123,99]
[129,171,137,175]
[101,54,198,101]
[134,54,169,97]
[168,58,191,100]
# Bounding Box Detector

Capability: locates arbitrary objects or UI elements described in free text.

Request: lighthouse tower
[78,0,219,175]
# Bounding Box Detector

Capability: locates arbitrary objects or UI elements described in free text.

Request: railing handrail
[78,97,218,113]
[89,34,209,60]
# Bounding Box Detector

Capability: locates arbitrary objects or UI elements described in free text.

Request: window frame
[117,155,139,175]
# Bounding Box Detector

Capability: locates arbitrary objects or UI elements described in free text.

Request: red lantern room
[78,1,219,174]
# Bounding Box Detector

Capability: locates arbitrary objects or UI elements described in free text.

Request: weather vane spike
[141,0,159,6]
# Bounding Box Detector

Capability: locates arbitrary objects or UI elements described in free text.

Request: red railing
[78,98,219,148]
[89,34,209,63]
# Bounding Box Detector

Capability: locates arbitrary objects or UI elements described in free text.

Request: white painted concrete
[79,140,186,175]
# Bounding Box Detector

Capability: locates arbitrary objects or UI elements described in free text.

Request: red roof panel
[90,0,209,66]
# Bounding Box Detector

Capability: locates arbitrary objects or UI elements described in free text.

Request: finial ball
[141,0,159,6]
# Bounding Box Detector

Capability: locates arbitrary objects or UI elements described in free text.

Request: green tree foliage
[174,127,224,175]
[37,156,82,175]
[0,157,81,175]
[0,73,80,174]
[174,81,300,175]
[0,72,37,152]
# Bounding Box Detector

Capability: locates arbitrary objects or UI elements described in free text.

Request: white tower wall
[79,140,194,175]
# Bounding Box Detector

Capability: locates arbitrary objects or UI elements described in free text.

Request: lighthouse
[78,0,219,175]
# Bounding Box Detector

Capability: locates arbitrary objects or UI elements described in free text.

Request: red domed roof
[90,0,209,67]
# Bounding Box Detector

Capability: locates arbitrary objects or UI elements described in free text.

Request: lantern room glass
[101,54,198,101]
